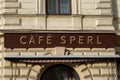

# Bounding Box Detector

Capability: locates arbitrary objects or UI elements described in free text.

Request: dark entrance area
[40,64,80,80]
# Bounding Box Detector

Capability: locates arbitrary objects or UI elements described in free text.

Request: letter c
[20,36,27,45]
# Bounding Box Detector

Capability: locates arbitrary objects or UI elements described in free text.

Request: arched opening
[40,64,80,80]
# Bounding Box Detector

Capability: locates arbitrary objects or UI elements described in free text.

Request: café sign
[4,33,115,48]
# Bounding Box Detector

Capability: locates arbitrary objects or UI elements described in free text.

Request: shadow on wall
[112,0,119,30]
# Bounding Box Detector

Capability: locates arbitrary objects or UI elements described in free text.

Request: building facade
[0,0,120,80]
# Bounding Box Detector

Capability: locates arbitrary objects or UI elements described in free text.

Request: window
[41,65,80,80]
[46,0,71,14]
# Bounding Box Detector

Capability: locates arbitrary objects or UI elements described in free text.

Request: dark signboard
[4,33,115,48]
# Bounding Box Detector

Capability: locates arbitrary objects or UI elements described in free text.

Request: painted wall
[0,0,119,80]
[0,0,116,30]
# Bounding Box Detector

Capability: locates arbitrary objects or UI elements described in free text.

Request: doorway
[40,64,80,80]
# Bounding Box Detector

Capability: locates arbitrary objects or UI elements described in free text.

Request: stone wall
[3,47,117,80]
[78,61,117,80]
[5,47,115,57]
[0,0,119,80]
[0,0,115,30]
[2,61,117,80]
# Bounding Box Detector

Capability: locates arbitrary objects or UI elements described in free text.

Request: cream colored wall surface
[0,0,119,80]
[0,0,116,30]
[2,61,117,80]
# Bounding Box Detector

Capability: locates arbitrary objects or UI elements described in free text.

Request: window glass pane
[60,0,70,14]
[47,0,57,14]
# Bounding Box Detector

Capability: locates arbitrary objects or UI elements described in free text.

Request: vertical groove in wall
[37,0,39,14]
[76,0,78,14]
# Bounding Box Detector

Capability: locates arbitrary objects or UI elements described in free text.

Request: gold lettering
[79,36,84,44]
[87,36,93,44]
[70,36,76,44]
[47,35,52,44]
[61,36,66,44]
[29,36,35,44]
[39,36,43,44]
[97,36,102,44]
[20,36,27,45]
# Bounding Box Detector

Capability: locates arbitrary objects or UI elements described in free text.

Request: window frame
[46,0,71,15]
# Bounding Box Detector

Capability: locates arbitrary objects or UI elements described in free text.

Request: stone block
[36,51,47,56]
[17,63,26,67]
[107,48,115,51]
[26,64,32,67]
[47,16,72,30]
[13,48,27,51]
[5,48,12,52]
[36,16,46,30]
[96,3,111,9]
[16,77,27,80]
[3,17,20,25]
[21,17,37,28]
[18,9,36,14]
[82,10,99,15]
[3,2,20,8]
[82,3,96,10]
[100,68,109,75]
[12,68,19,76]
[93,76,108,80]
[29,70,38,78]
[98,0,110,3]
[18,0,35,2]
[28,48,44,51]
[92,48,106,51]
[99,51,115,55]
[3,25,24,29]
[32,65,41,72]
[93,63,107,67]
[3,68,12,75]
[45,48,54,55]
[81,0,98,2]
[109,76,117,80]
[2,77,12,80]
[96,18,112,26]
[84,51,99,56]
[3,0,17,2]
[108,62,116,67]
[2,9,17,14]
[20,51,36,56]
[20,68,29,76]
[70,51,83,55]
[90,68,100,75]
[74,48,91,51]
[82,69,90,76]
[54,47,65,56]
[21,2,36,9]
[99,9,112,15]
[96,26,114,30]
[72,16,82,30]
[4,60,12,67]
[109,67,116,74]
[83,18,96,30]
[84,77,92,80]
